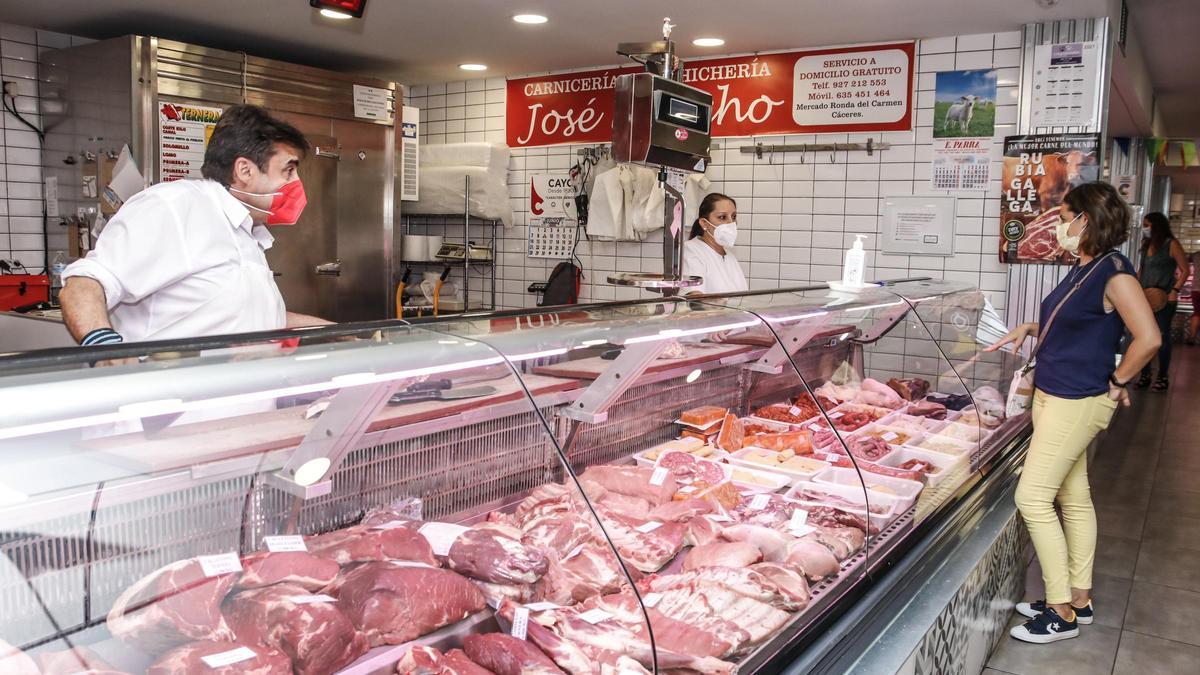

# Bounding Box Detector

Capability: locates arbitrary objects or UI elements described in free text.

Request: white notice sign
[793,48,912,127]
[353,84,393,121]
[881,196,957,256]
[1031,42,1100,128]
[158,103,223,183]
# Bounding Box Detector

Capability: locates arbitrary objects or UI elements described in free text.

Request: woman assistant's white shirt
[683,238,749,295]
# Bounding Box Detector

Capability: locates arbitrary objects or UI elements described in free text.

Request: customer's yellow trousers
[1015,389,1117,604]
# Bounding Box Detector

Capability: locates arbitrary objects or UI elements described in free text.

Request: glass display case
[0,280,1028,674]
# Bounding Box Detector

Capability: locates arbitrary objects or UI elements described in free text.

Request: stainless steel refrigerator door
[265,135,340,319]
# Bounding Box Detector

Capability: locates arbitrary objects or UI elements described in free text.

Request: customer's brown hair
[1062,182,1130,256]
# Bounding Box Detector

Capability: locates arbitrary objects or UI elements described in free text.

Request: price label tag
[749,494,771,510]
[511,607,529,640]
[198,553,242,578]
[649,467,670,486]
[677,485,698,494]
[578,608,613,624]
[642,592,663,608]
[201,646,258,668]
[707,514,734,523]
[789,406,803,417]
[829,412,844,419]
[289,594,336,604]
[789,509,809,529]
[418,522,470,556]
[635,521,663,534]
[882,432,899,442]
[564,543,585,561]
[524,602,560,611]
[264,535,307,553]
[824,453,842,463]
[370,520,411,530]
[789,524,817,538]
[809,424,823,432]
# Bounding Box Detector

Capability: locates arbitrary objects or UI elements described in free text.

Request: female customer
[986,182,1159,644]
[1135,212,1189,387]
[683,193,748,295]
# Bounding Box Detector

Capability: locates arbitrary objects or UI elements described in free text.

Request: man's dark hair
[201,104,310,186]
[1063,181,1131,256]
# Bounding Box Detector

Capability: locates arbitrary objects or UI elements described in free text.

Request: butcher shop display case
[0,279,1028,674]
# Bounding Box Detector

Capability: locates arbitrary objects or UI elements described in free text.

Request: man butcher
[60,104,330,346]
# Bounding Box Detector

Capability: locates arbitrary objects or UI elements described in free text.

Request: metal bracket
[746,313,834,374]
[270,379,406,498]
[748,141,891,159]
[561,340,670,423]
[855,302,913,343]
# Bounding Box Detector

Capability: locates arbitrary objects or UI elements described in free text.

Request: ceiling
[1127,0,1200,137]
[1,0,1107,85]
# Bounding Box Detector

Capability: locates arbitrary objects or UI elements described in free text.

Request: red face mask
[231,179,308,225]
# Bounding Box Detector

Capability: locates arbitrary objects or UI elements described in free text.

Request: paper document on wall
[103,145,145,210]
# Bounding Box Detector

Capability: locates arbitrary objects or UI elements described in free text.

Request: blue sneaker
[1010,607,1079,643]
[1016,599,1093,625]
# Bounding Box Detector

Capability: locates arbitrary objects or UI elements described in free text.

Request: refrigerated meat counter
[0,279,1032,674]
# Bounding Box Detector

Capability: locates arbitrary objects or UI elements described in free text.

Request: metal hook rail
[742,138,890,159]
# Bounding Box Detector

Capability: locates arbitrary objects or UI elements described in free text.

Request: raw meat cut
[335,562,486,645]
[597,492,651,520]
[720,524,791,562]
[442,649,495,675]
[835,436,892,461]
[658,452,725,484]
[784,539,841,580]
[0,641,38,675]
[887,378,930,401]
[308,525,437,566]
[637,567,805,612]
[805,527,859,560]
[579,465,676,505]
[106,558,238,653]
[907,400,947,419]
[35,647,123,675]
[593,506,684,573]
[858,378,904,409]
[685,515,722,547]
[899,458,938,475]
[448,522,549,585]
[474,579,535,607]
[396,645,446,675]
[683,542,762,570]
[237,551,340,592]
[224,582,369,675]
[648,497,712,522]
[463,633,564,675]
[802,505,874,534]
[750,563,811,608]
[146,641,292,675]
[649,581,789,647]
[533,546,627,606]
[583,593,735,659]
[825,454,924,483]
[925,393,973,411]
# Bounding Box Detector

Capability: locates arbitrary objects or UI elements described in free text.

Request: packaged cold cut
[678,406,728,428]
[743,430,814,454]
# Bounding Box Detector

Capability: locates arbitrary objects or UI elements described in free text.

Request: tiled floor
[985,342,1200,675]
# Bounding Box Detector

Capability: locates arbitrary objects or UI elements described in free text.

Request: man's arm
[60,277,121,344]
[286,311,334,328]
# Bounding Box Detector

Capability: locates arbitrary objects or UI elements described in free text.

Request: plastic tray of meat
[726,447,831,484]
[878,447,963,488]
[880,414,949,435]
[858,423,926,448]
[635,438,724,467]
[812,466,923,511]
[936,421,985,444]
[784,482,896,528]
[751,403,820,427]
[726,463,793,493]
[741,416,795,436]
[915,435,974,457]
[653,450,731,485]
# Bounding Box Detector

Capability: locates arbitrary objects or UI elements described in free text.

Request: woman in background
[683,193,748,296]
[1136,212,1189,390]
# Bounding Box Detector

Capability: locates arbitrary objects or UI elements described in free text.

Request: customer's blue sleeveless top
[1034,251,1135,398]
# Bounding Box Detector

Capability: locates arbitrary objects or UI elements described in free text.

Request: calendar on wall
[930,138,992,192]
[527,172,578,259]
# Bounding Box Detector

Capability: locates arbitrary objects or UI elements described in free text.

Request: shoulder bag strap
[1030,252,1117,360]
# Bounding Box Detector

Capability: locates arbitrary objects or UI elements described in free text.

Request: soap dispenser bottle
[842,235,868,288]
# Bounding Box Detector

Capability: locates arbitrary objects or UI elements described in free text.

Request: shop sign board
[159,102,223,182]
[999,133,1101,265]
[506,42,915,148]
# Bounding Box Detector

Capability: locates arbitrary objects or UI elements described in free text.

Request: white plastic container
[878,446,963,488]
[915,435,974,457]
[784,481,896,527]
[812,466,923,512]
[726,463,792,493]
[841,234,867,287]
[858,423,926,449]
[726,447,831,484]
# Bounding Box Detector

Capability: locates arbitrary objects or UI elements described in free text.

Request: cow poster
[999,133,1101,264]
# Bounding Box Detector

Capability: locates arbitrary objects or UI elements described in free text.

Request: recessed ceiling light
[459,63,488,71]
[692,37,725,47]
[319,8,354,19]
[513,14,548,24]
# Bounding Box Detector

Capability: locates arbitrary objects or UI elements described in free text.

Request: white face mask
[1056,212,1085,256]
[706,219,738,248]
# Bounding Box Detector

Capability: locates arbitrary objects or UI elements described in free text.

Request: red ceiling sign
[506,42,916,148]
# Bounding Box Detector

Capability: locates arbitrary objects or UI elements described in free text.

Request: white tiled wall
[406,32,1023,315]
[0,24,91,270]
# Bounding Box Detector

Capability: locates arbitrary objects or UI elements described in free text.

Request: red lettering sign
[506,42,915,148]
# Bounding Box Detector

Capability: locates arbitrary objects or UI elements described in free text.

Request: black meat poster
[999,133,1101,264]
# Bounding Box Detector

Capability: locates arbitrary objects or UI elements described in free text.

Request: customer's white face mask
[1056,212,1085,256]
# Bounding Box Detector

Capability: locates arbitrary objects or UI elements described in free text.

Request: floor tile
[1140,514,1200,552]
[1112,631,1200,675]
[987,614,1121,675]
[1123,581,1200,647]
[1134,542,1200,593]
[1149,467,1200,493]
[1146,487,1200,521]
[1095,504,1147,541]
[1092,534,1140,579]
[1089,480,1154,510]
[981,669,1015,675]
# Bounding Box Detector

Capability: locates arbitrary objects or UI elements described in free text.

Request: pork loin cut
[533,546,627,606]
[224,582,369,675]
[749,562,811,610]
[336,562,486,645]
[785,539,841,580]
[598,492,652,520]
[648,497,712,523]
[237,551,340,592]
[463,633,564,675]
[579,465,676,505]
[106,559,237,653]
[442,648,496,675]
[683,542,762,571]
[308,525,437,566]
[146,641,291,675]
[447,522,549,585]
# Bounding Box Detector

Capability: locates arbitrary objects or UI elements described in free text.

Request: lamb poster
[933,69,997,138]
[999,133,1101,264]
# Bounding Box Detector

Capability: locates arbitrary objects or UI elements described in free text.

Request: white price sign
[649,467,670,486]
[201,646,257,668]
[264,535,307,553]
[578,608,613,624]
[198,553,242,578]
[418,522,470,556]
[635,521,664,534]
[510,607,530,640]
[749,494,771,510]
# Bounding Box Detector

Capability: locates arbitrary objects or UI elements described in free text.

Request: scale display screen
[657,93,710,133]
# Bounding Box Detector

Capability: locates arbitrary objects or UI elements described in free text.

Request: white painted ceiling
[2,0,1107,85]
[1126,0,1200,137]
